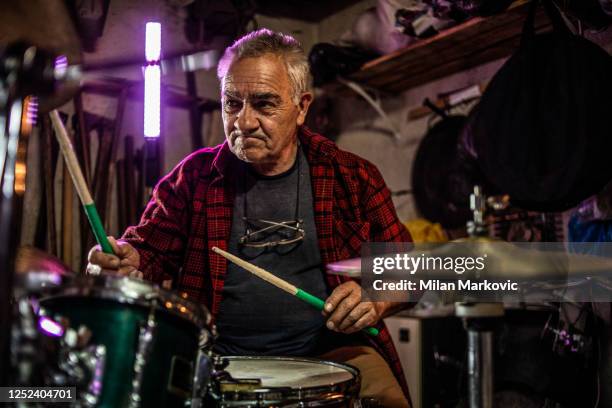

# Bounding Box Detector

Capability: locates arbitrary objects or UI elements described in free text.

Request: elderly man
[89,29,412,407]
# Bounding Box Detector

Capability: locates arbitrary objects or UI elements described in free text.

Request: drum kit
[12,260,362,407]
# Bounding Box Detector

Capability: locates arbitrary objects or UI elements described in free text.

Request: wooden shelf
[346,1,552,94]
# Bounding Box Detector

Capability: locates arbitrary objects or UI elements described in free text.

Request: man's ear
[296,92,314,126]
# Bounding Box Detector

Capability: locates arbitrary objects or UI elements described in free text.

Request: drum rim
[40,274,212,329]
[219,355,361,404]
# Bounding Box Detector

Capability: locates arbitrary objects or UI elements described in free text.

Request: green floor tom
[39,274,213,407]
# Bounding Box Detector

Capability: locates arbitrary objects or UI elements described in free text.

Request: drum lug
[128,299,158,408]
[204,355,234,402]
[54,323,107,406]
[190,350,213,408]
[56,343,106,407]
[11,299,106,407]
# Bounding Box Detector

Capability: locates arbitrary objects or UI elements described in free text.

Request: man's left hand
[323,281,394,334]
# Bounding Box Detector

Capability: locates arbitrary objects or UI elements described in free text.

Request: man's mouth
[234,133,266,143]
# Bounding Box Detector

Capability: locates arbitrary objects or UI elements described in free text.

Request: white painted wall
[332,59,505,222]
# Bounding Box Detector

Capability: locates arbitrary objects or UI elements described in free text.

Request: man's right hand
[87,237,142,278]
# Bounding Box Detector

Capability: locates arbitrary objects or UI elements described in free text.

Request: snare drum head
[225,357,356,388]
[219,356,360,407]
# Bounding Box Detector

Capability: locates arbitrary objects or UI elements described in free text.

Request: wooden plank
[73,93,91,270]
[381,16,551,92]
[41,116,58,256]
[73,92,91,185]
[104,88,128,228]
[123,136,137,226]
[61,158,73,267]
[186,71,203,150]
[359,25,519,88]
[135,147,145,215]
[116,159,126,232]
[92,126,112,225]
[353,13,521,82]
[385,36,518,92]
[345,0,552,94]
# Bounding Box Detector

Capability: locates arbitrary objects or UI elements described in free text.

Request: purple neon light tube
[144,22,161,138]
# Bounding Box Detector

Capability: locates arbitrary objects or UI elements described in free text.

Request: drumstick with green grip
[211,246,379,337]
[49,110,114,255]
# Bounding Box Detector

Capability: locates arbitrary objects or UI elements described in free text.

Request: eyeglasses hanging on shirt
[239,146,305,250]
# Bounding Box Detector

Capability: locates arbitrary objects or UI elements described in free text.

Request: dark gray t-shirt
[214,148,329,356]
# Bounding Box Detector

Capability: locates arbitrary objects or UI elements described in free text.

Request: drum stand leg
[466,320,494,408]
[456,303,504,408]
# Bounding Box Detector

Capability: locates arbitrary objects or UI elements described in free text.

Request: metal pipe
[467,329,494,408]
[0,98,28,385]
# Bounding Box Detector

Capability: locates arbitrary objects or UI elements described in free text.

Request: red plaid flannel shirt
[123,126,414,399]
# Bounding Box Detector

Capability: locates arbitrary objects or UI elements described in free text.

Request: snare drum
[215,356,360,407]
[39,274,213,407]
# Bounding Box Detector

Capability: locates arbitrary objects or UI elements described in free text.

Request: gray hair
[217,28,311,104]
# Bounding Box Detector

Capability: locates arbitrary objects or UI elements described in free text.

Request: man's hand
[323,281,397,334]
[87,237,142,278]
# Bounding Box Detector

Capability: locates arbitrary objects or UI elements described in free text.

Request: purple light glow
[38,316,64,337]
[26,97,38,126]
[144,22,161,138]
[54,55,68,78]
[144,65,160,137]
[145,22,161,62]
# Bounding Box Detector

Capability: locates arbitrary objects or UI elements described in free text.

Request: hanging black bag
[468,0,612,211]
[412,111,497,229]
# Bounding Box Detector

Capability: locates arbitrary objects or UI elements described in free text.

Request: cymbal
[326,257,361,277]
[326,237,612,280]
[15,246,72,275]
[438,238,612,280]
[14,246,73,294]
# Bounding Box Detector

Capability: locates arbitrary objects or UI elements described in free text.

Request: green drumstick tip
[84,203,114,254]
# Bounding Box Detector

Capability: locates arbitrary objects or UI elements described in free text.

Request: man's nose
[235,104,259,133]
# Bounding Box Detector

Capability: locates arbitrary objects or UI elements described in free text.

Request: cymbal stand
[457,186,504,408]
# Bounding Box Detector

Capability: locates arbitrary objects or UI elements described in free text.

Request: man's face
[221,54,311,165]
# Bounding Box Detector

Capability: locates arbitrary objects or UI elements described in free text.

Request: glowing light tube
[145,22,161,61]
[144,65,160,138]
[144,22,161,138]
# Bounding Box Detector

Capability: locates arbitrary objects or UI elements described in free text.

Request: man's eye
[224,100,241,109]
[255,101,274,109]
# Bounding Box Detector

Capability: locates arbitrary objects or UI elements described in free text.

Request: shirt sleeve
[358,160,412,243]
[358,160,423,305]
[121,161,194,284]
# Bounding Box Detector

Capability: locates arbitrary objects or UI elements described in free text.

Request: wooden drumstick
[49,110,114,254]
[211,246,379,337]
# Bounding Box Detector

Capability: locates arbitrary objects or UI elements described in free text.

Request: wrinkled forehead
[222,55,291,98]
